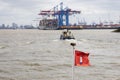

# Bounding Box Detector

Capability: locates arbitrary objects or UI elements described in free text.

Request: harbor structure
[38,2,81,30]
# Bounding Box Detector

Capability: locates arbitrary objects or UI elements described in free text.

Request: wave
[16,41,34,46]
[0,45,8,49]
[25,41,34,45]
[52,39,60,42]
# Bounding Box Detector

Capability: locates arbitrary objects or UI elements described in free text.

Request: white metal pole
[72,46,75,80]
[70,43,76,80]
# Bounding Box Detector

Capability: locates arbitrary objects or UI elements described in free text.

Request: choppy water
[0,29,120,80]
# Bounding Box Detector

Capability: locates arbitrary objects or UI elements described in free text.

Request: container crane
[38,2,81,29]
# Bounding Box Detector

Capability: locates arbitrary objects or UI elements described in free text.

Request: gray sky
[0,0,120,26]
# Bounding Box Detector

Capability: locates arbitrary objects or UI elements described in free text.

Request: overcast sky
[0,0,120,26]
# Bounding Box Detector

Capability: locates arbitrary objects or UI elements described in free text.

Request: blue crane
[39,2,81,28]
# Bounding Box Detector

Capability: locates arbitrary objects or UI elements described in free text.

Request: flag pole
[70,43,76,80]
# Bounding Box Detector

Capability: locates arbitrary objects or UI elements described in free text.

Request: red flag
[75,50,90,66]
